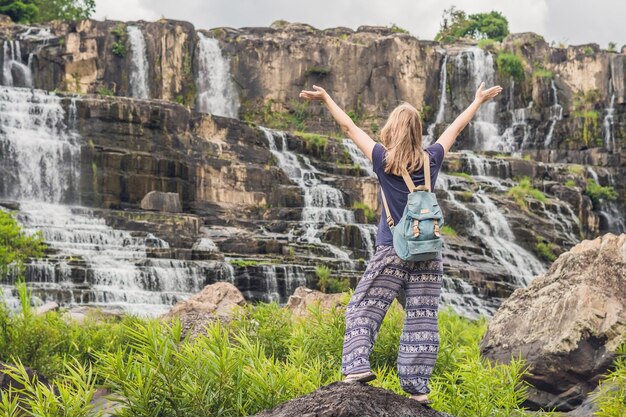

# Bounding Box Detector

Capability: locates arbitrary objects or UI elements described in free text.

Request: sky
[94,0,625,48]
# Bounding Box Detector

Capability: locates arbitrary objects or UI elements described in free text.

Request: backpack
[379,152,444,261]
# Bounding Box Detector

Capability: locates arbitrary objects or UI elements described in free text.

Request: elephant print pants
[341,245,443,395]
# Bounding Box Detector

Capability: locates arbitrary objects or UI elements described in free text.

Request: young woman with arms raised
[299,82,501,404]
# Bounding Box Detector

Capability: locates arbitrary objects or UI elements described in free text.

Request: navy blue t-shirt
[372,142,445,247]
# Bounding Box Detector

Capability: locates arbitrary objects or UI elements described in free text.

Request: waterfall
[543,80,563,147]
[500,80,533,152]
[0,86,238,317]
[196,33,240,118]
[424,53,448,145]
[262,127,353,264]
[342,139,374,177]
[127,26,150,99]
[0,87,81,202]
[586,167,626,233]
[233,263,307,303]
[603,93,616,152]
[456,48,503,151]
[2,40,33,88]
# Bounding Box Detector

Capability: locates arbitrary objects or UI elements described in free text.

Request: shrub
[593,341,626,416]
[449,172,474,181]
[496,52,525,81]
[585,179,617,207]
[315,265,348,293]
[608,42,617,53]
[0,210,46,276]
[305,66,331,76]
[389,23,409,34]
[535,240,558,262]
[532,67,553,79]
[583,46,594,56]
[477,38,496,50]
[111,41,126,57]
[293,131,328,151]
[567,164,585,175]
[564,179,577,187]
[96,86,115,96]
[508,177,547,209]
[352,201,377,223]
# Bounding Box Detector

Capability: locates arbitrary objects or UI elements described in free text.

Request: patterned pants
[341,245,443,395]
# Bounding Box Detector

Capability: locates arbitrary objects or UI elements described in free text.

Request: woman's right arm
[436,82,502,155]
[299,85,376,160]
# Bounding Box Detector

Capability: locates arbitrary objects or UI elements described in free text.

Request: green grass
[532,67,554,79]
[564,179,577,187]
[477,38,496,49]
[293,131,329,151]
[389,23,409,34]
[593,341,626,416]
[585,179,618,207]
[229,259,278,268]
[2,285,619,417]
[352,201,377,223]
[96,86,115,96]
[440,225,458,237]
[496,52,525,81]
[535,240,558,262]
[508,177,547,209]
[567,164,585,175]
[448,172,475,181]
[315,264,349,293]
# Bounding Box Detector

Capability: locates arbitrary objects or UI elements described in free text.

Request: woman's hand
[299,85,329,102]
[474,82,502,104]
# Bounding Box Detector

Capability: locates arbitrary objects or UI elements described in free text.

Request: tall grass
[2,288,620,416]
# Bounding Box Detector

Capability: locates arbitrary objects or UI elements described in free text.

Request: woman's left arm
[300,85,376,160]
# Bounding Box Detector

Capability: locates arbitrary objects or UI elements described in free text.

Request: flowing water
[196,33,240,118]
[127,26,150,99]
[2,40,33,88]
[544,80,563,147]
[604,93,616,152]
[424,53,448,146]
[0,87,237,316]
[587,167,626,233]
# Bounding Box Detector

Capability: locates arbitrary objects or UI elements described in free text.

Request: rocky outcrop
[480,233,626,411]
[0,362,52,392]
[161,282,246,337]
[286,286,345,316]
[251,381,453,417]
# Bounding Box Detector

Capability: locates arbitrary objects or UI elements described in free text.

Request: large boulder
[480,233,626,412]
[0,362,51,392]
[286,286,345,317]
[250,381,454,417]
[161,282,246,337]
[140,191,182,213]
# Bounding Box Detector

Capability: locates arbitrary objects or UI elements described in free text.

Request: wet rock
[251,381,454,417]
[35,301,59,315]
[140,191,182,212]
[480,233,626,412]
[162,282,247,337]
[0,362,51,392]
[286,286,345,317]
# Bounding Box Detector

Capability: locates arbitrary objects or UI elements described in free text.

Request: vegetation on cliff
[0,0,94,23]
[436,6,510,43]
[0,210,46,277]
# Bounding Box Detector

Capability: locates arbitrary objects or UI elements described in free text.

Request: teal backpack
[379,152,444,261]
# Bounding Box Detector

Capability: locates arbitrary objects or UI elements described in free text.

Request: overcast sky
[94,0,624,48]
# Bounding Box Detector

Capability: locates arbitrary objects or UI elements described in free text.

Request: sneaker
[343,370,376,383]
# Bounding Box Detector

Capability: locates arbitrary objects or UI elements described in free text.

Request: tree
[0,0,39,23]
[35,0,95,22]
[436,7,509,43]
[0,0,95,23]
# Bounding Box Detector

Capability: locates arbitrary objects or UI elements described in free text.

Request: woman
[299,82,501,404]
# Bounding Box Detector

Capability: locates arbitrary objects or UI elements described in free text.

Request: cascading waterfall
[196,33,240,118]
[500,80,533,152]
[233,263,307,303]
[424,53,448,146]
[127,26,151,99]
[2,40,33,88]
[0,86,237,316]
[603,93,616,152]
[587,167,626,233]
[262,127,354,264]
[543,80,563,147]
[456,48,502,151]
[439,172,545,286]
[0,87,80,202]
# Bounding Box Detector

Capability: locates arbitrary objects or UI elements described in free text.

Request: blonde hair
[379,102,424,176]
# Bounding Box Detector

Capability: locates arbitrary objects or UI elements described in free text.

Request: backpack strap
[380,188,395,230]
[400,152,431,192]
[379,152,431,230]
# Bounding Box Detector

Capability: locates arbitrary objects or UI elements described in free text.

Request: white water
[196,33,240,118]
[456,48,503,151]
[500,80,533,152]
[127,26,150,99]
[587,167,626,233]
[0,87,81,202]
[2,40,33,88]
[603,93,616,152]
[262,128,354,264]
[424,53,448,145]
[543,80,563,147]
[0,86,238,316]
